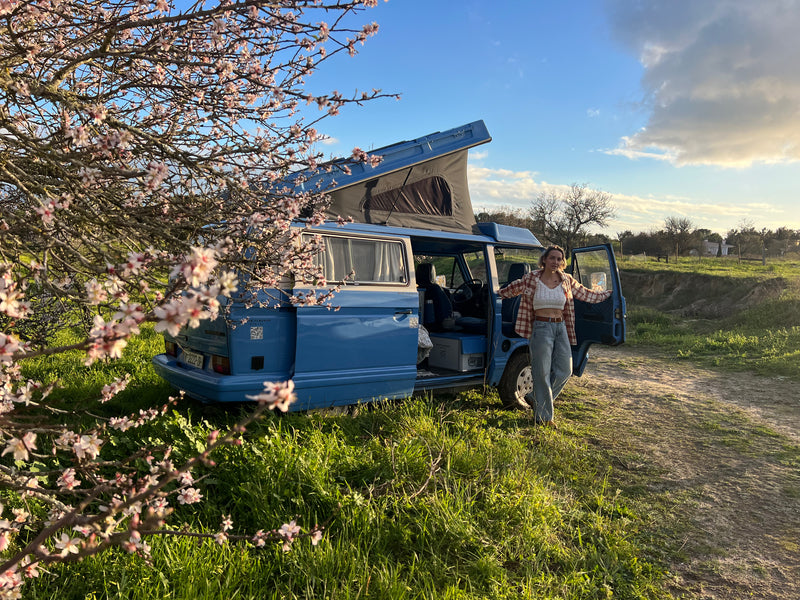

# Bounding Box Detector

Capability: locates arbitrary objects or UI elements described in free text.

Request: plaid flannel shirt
[499,269,612,345]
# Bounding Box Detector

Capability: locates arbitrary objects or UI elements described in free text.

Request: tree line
[476,185,800,260]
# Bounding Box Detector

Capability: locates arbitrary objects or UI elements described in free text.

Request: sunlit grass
[622,259,800,379]
[18,331,670,599]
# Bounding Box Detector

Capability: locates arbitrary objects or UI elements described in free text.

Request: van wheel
[498,352,533,410]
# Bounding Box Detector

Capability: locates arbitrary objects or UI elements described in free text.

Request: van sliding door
[292,234,419,409]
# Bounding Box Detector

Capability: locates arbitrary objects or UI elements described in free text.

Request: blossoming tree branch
[0,0,390,595]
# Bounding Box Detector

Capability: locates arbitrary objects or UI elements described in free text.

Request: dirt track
[571,345,800,600]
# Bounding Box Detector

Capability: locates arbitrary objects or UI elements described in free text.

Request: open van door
[568,243,626,376]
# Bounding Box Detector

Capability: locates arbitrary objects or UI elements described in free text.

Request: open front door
[569,243,627,376]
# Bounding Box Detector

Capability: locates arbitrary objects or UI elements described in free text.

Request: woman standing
[499,245,611,427]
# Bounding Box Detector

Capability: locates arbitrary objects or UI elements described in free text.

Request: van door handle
[395,309,413,315]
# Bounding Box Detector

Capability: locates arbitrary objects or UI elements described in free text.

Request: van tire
[498,351,533,410]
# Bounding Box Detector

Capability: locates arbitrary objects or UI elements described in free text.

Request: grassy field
[21,328,667,599]
[13,257,800,599]
[619,256,800,379]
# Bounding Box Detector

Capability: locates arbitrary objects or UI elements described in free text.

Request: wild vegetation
[621,257,800,379]
[21,325,668,600]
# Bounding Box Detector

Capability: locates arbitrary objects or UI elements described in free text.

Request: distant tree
[663,216,695,260]
[617,230,634,257]
[726,220,765,257]
[529,183,616,255]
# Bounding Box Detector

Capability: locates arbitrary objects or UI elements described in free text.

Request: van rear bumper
[152,354,285,403]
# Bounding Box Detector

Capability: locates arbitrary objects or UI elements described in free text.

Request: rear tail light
[212,355,230,375]
[165,340,178,357]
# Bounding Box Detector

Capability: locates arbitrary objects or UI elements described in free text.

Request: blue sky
[308,0,800,236]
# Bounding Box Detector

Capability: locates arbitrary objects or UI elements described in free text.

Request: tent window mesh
[365,176,452,216]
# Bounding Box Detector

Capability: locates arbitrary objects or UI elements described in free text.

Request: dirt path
[571,345,800,600]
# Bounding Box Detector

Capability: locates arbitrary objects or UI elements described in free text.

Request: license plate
[182,350,204,369]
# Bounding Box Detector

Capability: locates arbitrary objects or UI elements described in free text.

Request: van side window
[310,234,408,285]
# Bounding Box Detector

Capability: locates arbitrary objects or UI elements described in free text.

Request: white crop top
[533,282,566,311]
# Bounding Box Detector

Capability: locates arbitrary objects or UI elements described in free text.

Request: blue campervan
[152,121,626,410]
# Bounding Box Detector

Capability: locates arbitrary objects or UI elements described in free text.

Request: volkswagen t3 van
[152,121,626,410]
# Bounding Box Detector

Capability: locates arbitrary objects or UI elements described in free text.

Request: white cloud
[606,0,800,167]
[469,149,489,161]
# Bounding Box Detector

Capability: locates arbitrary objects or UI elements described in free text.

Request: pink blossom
[0,285,29,318]
[85,315,129,364]
[145,161,169,190]
[122,252,147,276]
[221,514,233,532]
[72,433,102,460]
[0,333,21,365]
[108,416,133,431]
[22,477,40,496]
[101,374,131,403]
[181,295,208,330]
[34,201,58,227]
[278,520,301,539]
[2,432,36,462]
[86,104,107,124]
[57,468,80,491]
[54,532,81,557]
[153,300,184,337]
[0,1,19,18]
[171,246,219,287]
[0,565,21,594]
[217,271,239,295]
[54,430,78,452]
[177,487,202,505]
[85,279,108,305]
[246,380,296,412]
[22,559,40,579]
[177,470,194,486]
[12,508,28,524]
[310,528,323,545]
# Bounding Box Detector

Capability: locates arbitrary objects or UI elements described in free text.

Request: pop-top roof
[297,120,492,234]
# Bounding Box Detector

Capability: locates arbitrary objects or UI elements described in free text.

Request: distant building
[702,239,735,256]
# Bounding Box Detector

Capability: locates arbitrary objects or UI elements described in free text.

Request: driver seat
[415,263,453,331]
[501,262,531,337]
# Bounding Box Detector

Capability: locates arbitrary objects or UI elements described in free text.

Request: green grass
[618,255,800,279]
[620,257,800,379]
[25,399,670,599]
[14,325,668,600]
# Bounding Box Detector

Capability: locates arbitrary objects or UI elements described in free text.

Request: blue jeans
[526,321,572,422]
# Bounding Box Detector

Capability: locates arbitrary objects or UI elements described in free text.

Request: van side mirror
[590,272,607,291]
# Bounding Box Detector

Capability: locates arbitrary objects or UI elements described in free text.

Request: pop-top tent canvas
[296,121,491,234]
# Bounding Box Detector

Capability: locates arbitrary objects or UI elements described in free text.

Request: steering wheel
[452,279,483,305]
